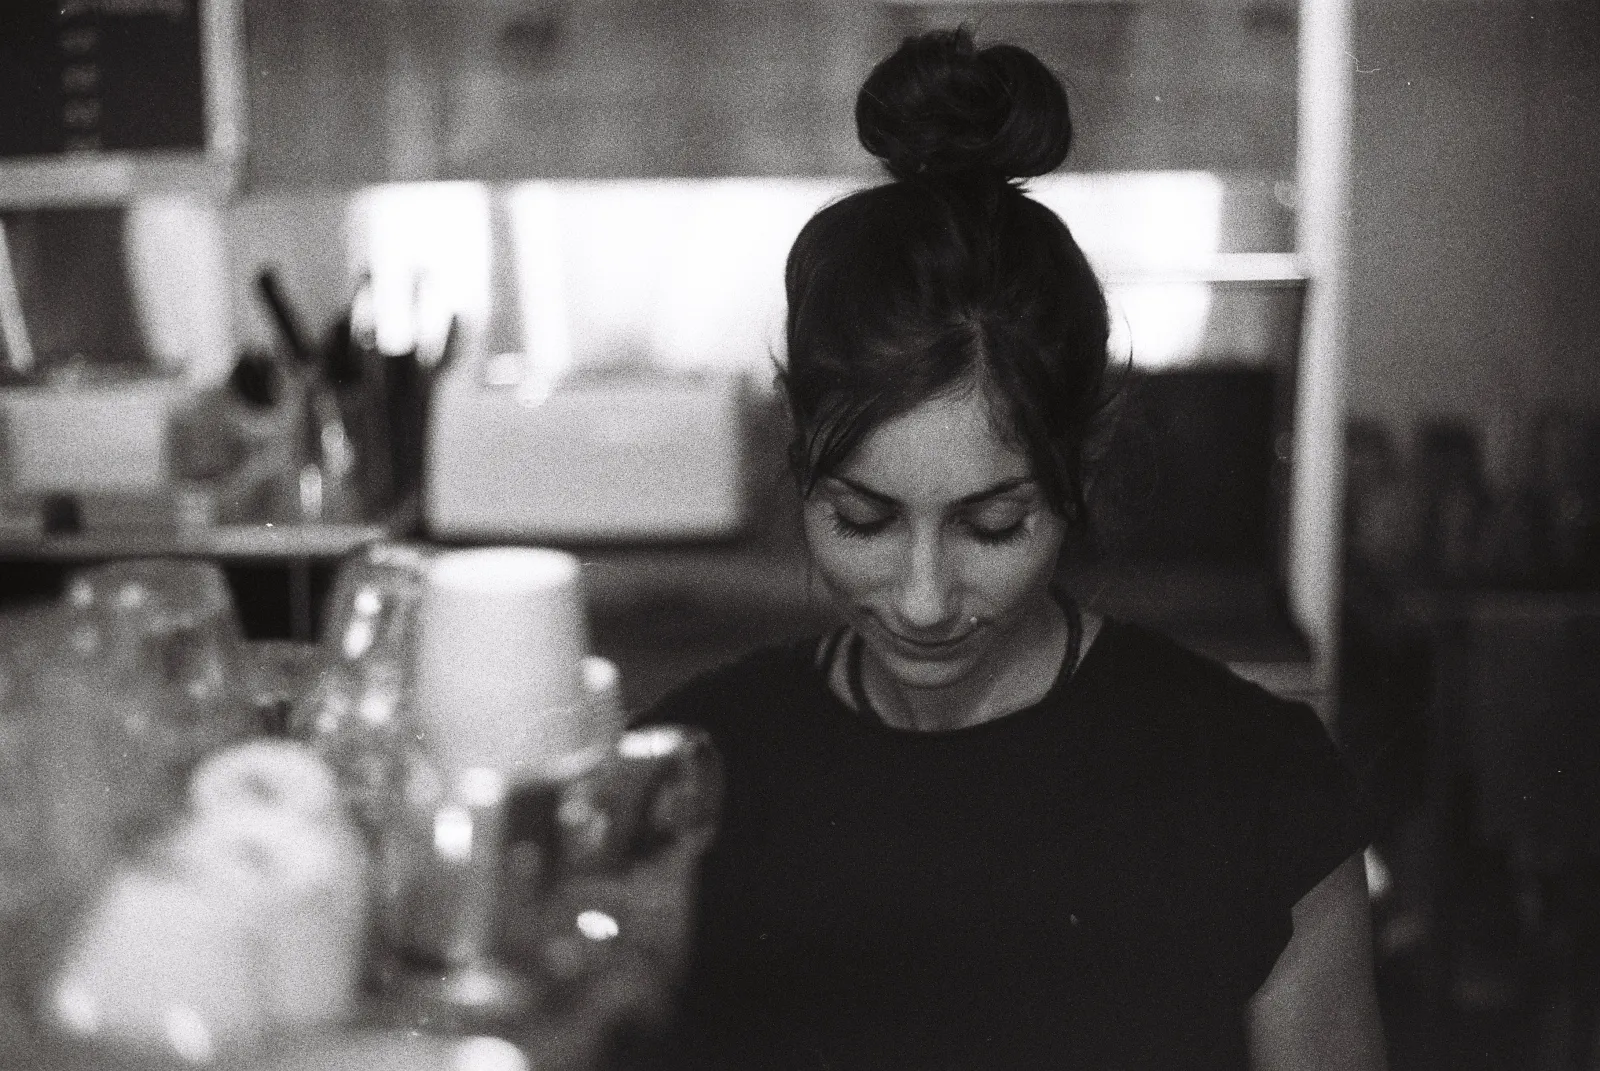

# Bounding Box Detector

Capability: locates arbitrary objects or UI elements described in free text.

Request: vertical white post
[0,221,35,374]
[124,197,236,385]
[200,0,247,171]
[1293,0,1353,714]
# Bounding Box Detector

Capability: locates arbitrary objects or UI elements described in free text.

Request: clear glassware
[292,542,441,971]
[2,589,240,1064]
[320,542,434,669]
[239,639,324,737]
[0,611,51,922]
[29,559,254,863]
[293,542,434,833]
[299,543,725,1068]
[0,610,59,1049]
[494,725,723,1064]
[64,558,255,769]
[356,725,722,1069]
[377,766,538,1048]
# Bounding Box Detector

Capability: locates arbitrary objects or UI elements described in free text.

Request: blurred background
[0,1,1598,1067]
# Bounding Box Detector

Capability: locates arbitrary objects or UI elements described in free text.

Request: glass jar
[295,543,434,828]
[56,559,255,837]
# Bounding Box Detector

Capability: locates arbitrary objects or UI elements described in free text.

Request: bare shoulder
[1247,853,1388,1071]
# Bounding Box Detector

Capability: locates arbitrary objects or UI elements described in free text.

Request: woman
[648,27,1385,1071]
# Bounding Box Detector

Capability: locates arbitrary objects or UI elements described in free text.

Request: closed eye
[966,518,1028,545]
[831,510,894,539]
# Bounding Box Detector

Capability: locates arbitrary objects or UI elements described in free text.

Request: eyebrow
[827,474,1034,508]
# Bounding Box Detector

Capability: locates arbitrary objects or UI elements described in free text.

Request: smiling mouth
[879,623,980,655]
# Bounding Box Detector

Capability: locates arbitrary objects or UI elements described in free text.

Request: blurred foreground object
[0,546,721,1070]
[294,541,435,835]
[0,560,317,1067]
[30,559,256,876]
[372,725,721,1067]
[0,558,257,927]
[297,544,723,1067]
[41,742,368,1066]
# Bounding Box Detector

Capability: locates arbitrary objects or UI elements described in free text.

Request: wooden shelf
[0,519,394,564]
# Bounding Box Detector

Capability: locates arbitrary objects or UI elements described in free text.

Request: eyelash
[830,514,892,540]
[828,512,1029,545]
[969,520,1028,546]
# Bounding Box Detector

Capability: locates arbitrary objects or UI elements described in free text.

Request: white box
[0,379,191,494]
[425,367,750,542]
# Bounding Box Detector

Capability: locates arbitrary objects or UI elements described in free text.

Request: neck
[860,593,1069,732]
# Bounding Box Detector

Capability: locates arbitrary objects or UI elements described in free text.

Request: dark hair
[781,26,1112,531]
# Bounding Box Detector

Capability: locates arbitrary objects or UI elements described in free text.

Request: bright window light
[506,181,573,400]
[485,172,1226,380]
[1032,171,1225,368]
[646,178,851,375]
[1103,281,1217,370]
[351,182,491,361]
[507,178,851,384]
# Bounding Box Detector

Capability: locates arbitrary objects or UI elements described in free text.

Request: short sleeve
[633,676,717,731]
[1259,700,1375,913]
[627,640,816,738]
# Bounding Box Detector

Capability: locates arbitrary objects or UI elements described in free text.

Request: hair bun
[856,27,1073,183]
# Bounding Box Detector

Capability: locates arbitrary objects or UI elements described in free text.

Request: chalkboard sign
[0,0,208,158]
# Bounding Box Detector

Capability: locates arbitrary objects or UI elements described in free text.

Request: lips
[875,621,980,661]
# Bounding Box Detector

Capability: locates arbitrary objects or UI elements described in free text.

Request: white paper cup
[412,548,603,780]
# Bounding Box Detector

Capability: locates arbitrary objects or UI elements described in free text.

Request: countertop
[0,519,394,563]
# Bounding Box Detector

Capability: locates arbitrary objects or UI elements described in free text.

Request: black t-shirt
[644,619,1371,1071]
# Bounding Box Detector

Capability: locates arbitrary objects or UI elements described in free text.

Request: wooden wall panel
[239,0,1299,187]
[242,0,388,188]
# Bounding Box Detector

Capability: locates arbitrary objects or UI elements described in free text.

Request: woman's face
[801,386,1067,695]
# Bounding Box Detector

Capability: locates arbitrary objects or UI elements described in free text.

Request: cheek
[962,545,1057,612]
[962,526,1065,613]
[800,506,898,601]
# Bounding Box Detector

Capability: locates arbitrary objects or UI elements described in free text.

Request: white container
[0,379,190,493]
[425,369,750,542]
[411,548,616,781]
[45,870,269,1063]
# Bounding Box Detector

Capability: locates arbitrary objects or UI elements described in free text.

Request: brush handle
[255,269,313,367]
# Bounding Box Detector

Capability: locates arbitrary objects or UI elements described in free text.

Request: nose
[894,529,957,631]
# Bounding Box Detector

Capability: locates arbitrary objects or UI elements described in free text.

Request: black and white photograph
[0,1,1597,1068]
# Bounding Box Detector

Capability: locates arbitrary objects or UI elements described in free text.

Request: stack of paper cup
[412,548,617,782]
